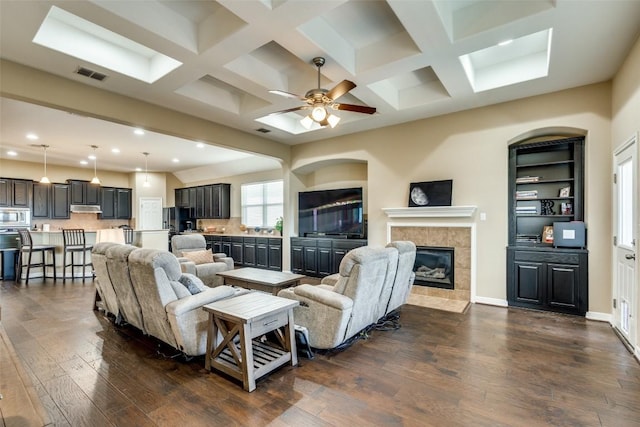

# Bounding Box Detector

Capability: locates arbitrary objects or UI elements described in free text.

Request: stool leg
[63,250,68,283]
[82,249,86,283]
[16,251,22,283]
[51,249,56,282]
[26,250,32,285]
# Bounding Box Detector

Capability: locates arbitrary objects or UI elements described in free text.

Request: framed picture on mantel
[408,179,453,207]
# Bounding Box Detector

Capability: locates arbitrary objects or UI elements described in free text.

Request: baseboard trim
[586,311,611,322]
[474,296,508,307]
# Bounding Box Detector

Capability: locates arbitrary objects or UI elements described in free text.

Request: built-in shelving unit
[507,136,588,316]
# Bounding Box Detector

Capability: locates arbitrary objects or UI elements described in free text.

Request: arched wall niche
[508,126,588,145]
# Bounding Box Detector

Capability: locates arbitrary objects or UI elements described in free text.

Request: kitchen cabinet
[32,182,51,218]
[0,178,32,208]
[204,234,281,271]
[100,187,132,219]
[51,183,70,219]
[68,180,100,205]
[175,184,230,219]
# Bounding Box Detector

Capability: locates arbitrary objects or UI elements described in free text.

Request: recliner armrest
[165,285,236,316]
[289,284,353,310]
[176,258,197,275]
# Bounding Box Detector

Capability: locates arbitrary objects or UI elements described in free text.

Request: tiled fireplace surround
[389,222,474,303]
[383,206,476,302]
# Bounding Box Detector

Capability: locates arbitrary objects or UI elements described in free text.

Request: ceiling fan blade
[335,103,376,114]
[326,80,356,100]
[268,89,303,100]
[268,106,307,116]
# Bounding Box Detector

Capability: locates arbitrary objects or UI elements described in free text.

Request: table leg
[240,322,256,392]
[286,310,298,367]
[205,312,216,371]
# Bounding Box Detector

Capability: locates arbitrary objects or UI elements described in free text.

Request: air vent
[255,128,271,133]
[75,66,107,82]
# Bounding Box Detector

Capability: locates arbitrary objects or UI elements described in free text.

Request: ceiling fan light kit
[270,56,376,130]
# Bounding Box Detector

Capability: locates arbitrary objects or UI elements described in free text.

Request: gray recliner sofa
[171,234,234,287]
[278,245,399,350]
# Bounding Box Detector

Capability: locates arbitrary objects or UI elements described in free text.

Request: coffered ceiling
[1,0,639,178]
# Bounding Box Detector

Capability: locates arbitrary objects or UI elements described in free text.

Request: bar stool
[16,229,57,284]
[121,226,134,245]
[62,228,93,283]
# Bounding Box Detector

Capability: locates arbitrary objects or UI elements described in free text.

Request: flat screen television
[298,187,364,238]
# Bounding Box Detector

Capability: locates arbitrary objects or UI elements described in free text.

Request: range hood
[70,205,102,214]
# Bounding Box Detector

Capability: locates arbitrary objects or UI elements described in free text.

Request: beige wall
[612,35,640,349]
[292,82,613,313]
[0,158,130,188]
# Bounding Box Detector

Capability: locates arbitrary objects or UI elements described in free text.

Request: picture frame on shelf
[558,186,571,197]
[408,179,453,207]
[542,225,554,243]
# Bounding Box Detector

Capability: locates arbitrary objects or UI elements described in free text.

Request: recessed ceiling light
[88,154,96,160]
[172,158,180,163]
[135,167,142,172]
[7,150,17,156]
[112,148,120,153]
[26,133,39,140]
[196,143,205,148]
[134,129,145,135]
[498,39,513,46]
[80,160,88,165]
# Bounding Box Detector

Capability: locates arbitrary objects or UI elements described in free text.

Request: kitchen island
[0,229,168,280]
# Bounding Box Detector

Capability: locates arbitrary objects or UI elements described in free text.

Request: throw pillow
[170,280,191,298]
[182,249,214,265]
[179,273,207,294]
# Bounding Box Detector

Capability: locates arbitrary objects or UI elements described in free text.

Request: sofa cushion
[182,249,214,265]
[179,273,207,294]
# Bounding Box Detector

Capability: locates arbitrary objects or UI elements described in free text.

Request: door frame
[612,132,638,359]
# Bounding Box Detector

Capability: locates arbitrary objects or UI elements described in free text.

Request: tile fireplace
[413,246,455,289]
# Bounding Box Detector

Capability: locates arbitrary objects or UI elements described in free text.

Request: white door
[139,197,163,230]
[613,134,637,348]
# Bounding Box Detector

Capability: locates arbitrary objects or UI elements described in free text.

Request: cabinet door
[268,242,282,271]
[100,187,116,219]
[213,236,223,254]
[256,239,268,269]
[332,248,349,273]
[303,246,318,276]
[243,238,256,267]
[231,238,243,265]
[0,179,10,206]
[547,263,580,310]
[86,183,100,205]
[175,189,188,208]
[318,247,332,276]
[291,245,304,274]
[32,183,50,218]
[203,185,213,218]
[195,186,205,218]
[12,180,32,208]
[222,238,232,258]
[51,184,70,219]
[116,188,132,219]
[513,261,544,305]
[69,180,85,204]
[212,184,230,219]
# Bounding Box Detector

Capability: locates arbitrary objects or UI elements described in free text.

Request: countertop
[185,231,283,239]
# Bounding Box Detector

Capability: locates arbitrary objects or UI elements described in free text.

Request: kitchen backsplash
[31,213,131,232]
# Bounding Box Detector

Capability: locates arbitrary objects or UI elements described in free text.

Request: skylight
[33,6,182,83]
[459,29,553,93]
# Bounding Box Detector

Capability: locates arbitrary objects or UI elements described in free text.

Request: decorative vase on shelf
[275,217,283,236]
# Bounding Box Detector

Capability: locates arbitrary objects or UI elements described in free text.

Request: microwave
[0,207,31,228]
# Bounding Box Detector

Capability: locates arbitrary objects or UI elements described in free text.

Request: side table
[203,292,299,392]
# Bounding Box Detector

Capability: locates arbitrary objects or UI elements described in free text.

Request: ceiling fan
[269,57,376,129]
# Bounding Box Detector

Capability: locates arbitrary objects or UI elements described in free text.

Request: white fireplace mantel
[382,206,477,218]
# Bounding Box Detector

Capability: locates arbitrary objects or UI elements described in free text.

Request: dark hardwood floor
[1,277,639,426]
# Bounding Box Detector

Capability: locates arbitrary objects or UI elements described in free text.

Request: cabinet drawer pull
[263,319,279,327]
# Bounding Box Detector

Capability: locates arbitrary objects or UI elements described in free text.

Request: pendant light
[39,144,51,184]
[90,145,101,185]
[142,152,151,187]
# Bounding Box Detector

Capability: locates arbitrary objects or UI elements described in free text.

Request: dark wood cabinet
[32,182,51,218]
[268,239,282,271]
[175,184,230,219]
[100,187,131,219]
[32,182,70,219]
[291,237,367,277]
[51,183,70,219]
[507,248,588,315]
[507,136,588,315]
[68,180,100,205]
[243,237,256,267]
[231,237,243,265]
[0,178,33,208]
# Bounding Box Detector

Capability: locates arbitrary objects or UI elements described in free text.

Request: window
[241,180,283,228]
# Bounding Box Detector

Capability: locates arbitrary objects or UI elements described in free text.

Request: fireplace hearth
[413,246,454,289]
